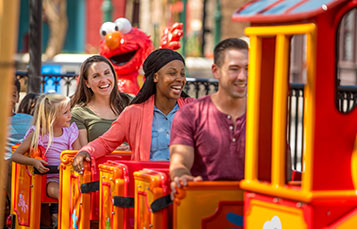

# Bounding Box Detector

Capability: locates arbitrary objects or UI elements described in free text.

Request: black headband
[143,48,185,79]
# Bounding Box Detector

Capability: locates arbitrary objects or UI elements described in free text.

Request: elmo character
[99,18,183,95]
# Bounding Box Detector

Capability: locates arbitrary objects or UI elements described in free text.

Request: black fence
[185,77,218,98]
[16,71,77,96]
[16,72,357,170]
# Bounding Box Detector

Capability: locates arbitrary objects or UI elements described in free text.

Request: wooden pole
[28,0,42,93]
[179,0,187,57]
[201,0,208,56]
[0,0,20,225]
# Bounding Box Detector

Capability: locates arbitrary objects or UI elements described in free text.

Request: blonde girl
[12,93,81,199]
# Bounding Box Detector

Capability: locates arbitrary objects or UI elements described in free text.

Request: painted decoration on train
[263,216,282,229]
[18,193,28,213]
[226,212,244,227]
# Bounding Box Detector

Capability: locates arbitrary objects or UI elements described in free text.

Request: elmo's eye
[114,18,132,34]
[99,22,116,38]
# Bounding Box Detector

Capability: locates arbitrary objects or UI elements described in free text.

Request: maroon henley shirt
[170,95,246,181]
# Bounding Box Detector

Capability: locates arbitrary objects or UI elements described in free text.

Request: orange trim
[179,181,240,188]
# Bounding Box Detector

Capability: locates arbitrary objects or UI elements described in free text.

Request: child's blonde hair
[30,93,70,152]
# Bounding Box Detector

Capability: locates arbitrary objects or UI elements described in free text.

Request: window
[337,8,357,113]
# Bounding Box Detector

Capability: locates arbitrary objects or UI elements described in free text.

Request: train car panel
[10,144,57,229]
[244,192,308,229]
[173,181,243,229]
[98,160,169,229]
[325,208,357,228]
[59,150,91,229]
[133,168,170,229]
[10,162,37,228]
[59,150,131,229]
[99,160,127,229]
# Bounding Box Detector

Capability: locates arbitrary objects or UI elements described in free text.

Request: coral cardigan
[78,95,194,161]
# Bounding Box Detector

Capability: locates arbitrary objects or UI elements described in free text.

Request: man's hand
[72,151,91,173]
[32,158,49,173]
[170,175,202,200]
[169,144,196,200]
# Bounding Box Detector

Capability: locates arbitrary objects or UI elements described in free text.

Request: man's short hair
[214,38,249,67]
[14,78,20,94]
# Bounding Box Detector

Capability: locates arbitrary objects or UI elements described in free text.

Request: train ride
[7,0,357,228]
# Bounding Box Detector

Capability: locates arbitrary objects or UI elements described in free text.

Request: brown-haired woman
[71,55,131,147]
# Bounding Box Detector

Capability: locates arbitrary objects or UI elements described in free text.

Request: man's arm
[170,144,194,179]
[169,144,202,199]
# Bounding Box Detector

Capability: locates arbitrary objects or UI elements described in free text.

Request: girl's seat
[9,144,58,228]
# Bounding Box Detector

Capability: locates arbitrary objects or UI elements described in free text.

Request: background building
[15,0,356,84]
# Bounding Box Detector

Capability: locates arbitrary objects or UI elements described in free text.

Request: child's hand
[32,158,49,173]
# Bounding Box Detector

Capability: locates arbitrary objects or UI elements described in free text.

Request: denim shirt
[6,113,33,160]
[150,104,179,160]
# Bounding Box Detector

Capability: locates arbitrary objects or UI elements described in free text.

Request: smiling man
[169,38,249,194]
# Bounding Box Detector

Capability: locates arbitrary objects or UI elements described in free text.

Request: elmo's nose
[105,31,122,50]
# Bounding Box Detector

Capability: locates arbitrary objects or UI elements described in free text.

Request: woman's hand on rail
[72,151,91,173]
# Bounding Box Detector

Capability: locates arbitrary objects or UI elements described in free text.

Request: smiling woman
[70,55,131,147]
[72,49,194,172]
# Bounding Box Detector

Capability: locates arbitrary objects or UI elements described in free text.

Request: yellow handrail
[245,35,262,181]
[243,23,318,203]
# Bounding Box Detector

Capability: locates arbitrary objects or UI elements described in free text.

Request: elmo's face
[99,19,153,76]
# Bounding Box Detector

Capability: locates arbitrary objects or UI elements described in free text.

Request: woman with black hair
[73,49,193,172]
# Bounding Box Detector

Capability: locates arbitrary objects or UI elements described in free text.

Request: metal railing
[15,72,219,98]
[15,72,357,170]
[16,71,78,96]
[288,83,304,171]
[185,77,218,98]
[337,85,357,113]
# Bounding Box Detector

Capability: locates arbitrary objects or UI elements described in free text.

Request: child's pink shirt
[25,122,79,166]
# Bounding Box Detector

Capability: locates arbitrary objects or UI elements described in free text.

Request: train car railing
[288,83,305,171]
[15,72,357,170]
[337,85,357,113]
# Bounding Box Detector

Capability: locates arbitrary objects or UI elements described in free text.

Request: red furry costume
[99,18,183,95]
